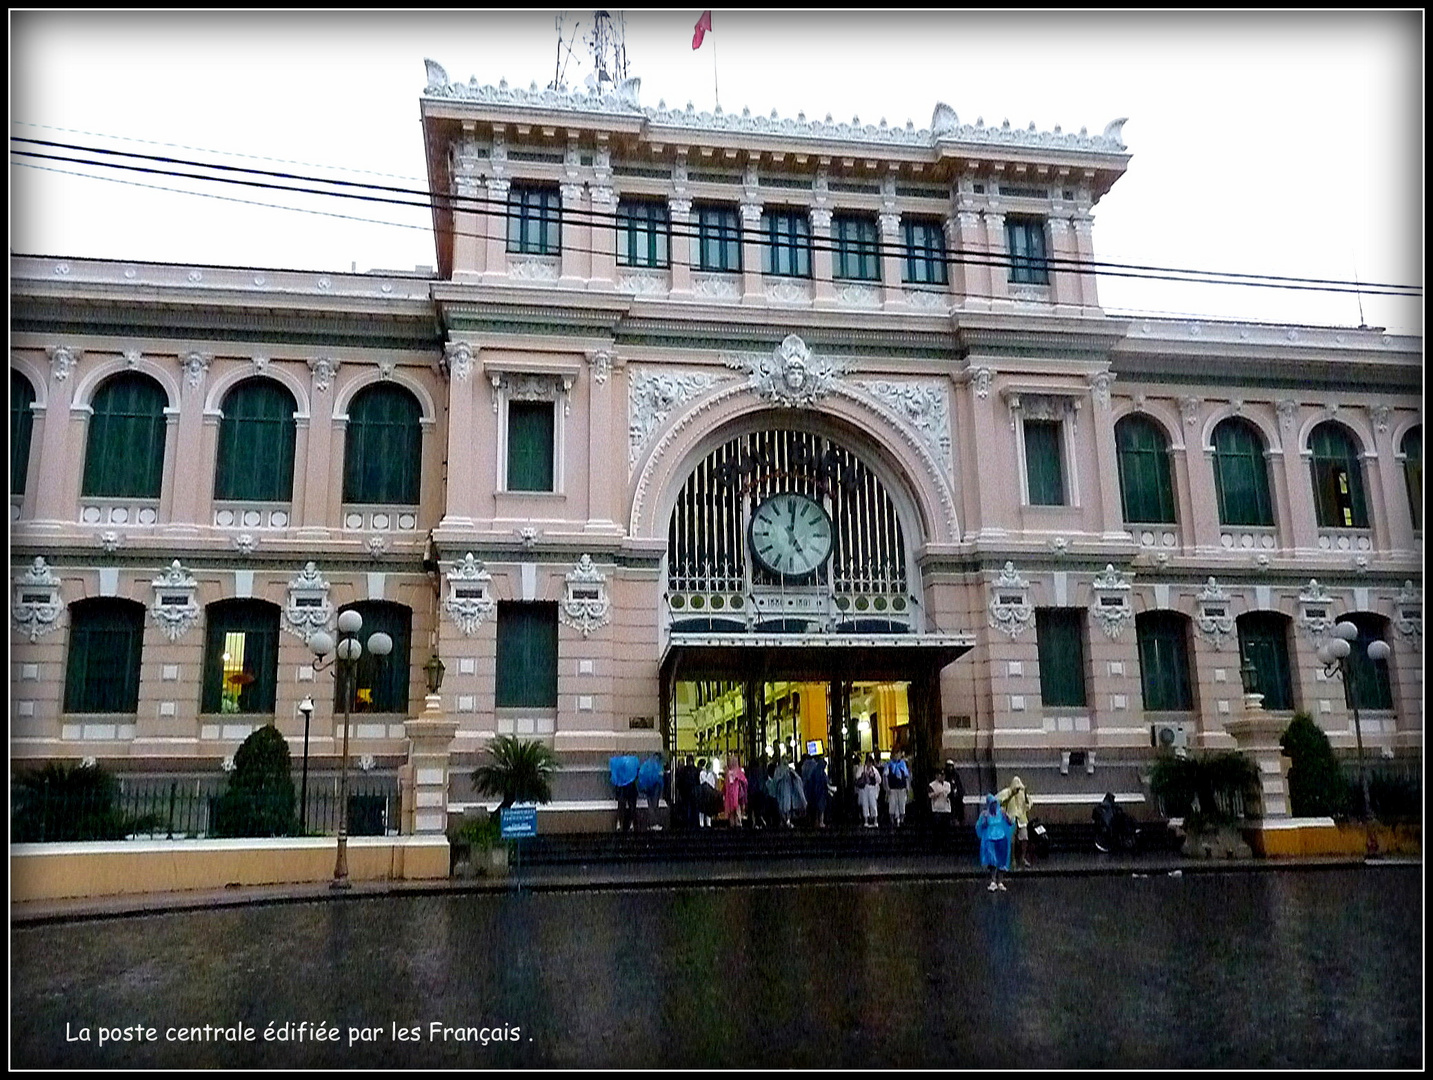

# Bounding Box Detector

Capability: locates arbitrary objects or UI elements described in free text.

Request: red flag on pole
[693,10,712,50]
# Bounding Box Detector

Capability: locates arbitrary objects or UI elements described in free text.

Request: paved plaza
[11,860,1421,1068]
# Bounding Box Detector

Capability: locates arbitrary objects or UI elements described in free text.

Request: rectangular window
[760,208,811,278]
[1024,419,1066,505]
[1313,460,1367,528]
[832,214,880,281]
[506,401,555,492]
[496,603,559,709]
[64,606,144,714]
[202,605,279,715]
[507,184,561,255]
[902,218,948,285]
[1036,609,1087,708]
[616,198,670,268]
[696,204,741,272]
[1237,614,1295,712]
[1006,216,1049,284]
[1137,615,1193,712]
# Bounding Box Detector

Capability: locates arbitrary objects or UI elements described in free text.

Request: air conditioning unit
[1150,722,1190,750]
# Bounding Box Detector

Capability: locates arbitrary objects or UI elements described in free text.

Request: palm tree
[472,735,561,810]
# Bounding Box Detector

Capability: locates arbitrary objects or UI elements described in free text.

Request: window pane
[1309,423,1368,528]
[1007,217,1049,284]
[1341,616,1393,711]
[11,371,36,496]
[1036,609,1086,707]
[834,215,879,281]
[507,401,555,491]
[1237,613,1294,711]
[1137,612,1193,711]
[1025,420,1065,505]
[335,602,412,714]
[82,374,168,498]
[1213,421,1273,526]
[617,199,670,269]
[343,385,422,505]
[64,600,145,713]
[1116,416,1176,524]
[902,219,947,285]
[215,379,297,501]
[761,209,810,277]
[496,603,559,708]
[203,601,280,714]
[1403,427,1422,530]
[508,186,561,255]
[697,205,740,272]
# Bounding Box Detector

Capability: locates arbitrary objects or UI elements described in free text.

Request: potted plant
[468,736,561,873]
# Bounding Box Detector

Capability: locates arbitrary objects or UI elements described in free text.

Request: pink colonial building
[10,64,1422,833]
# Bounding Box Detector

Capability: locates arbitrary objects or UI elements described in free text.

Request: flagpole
[711,27,720,111]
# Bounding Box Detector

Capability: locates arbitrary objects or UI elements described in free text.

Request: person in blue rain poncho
[637,752,666,831]
[609,754,640,833]
[975,793,1015,891]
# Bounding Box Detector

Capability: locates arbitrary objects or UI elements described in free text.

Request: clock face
[749,492,834,579]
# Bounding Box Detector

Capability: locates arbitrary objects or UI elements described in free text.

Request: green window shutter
[1036,609,1087,707]
[902,219,947,285]
[335,602,412,715]
[11,370,36,496]
[1402,427,1421,531]
[202,600,280,715]
[1309,423,1368,528]
[1136,612,1193,711]
[215,379,296,502]
[1342,616,1394,711]
[343,384,422,505]
[1024,420,1065,505]
[82,373,168,498]
[1116,416,1177,524]
[1237,613,1294,711]
[496,603,559,708]
[507,401,555,491]
[64,600,145,713]
[1213,420,1274,526]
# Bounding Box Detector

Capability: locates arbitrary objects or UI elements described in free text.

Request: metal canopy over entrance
[661,634,973,683]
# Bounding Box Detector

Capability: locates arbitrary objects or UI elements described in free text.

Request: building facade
[10,67,1423,829]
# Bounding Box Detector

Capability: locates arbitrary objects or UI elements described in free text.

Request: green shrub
[1150,750,1260,833]
[1279,713,1349,818]
[472,735,560,810]
[212,725,297,837]
[12,762,162,842]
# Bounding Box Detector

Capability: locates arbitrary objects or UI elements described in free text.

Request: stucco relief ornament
[561,554,611,638]
[1276,399,1297,430]
[13,556,64,642]
[284,561,333,643]
[180,351,212,389]
[724,335,848,409]
[987,561,1034,639]
[1393,581,1421,641]
[99,531,122,554]
[48,345,80,382]
[1370,404,1392,433]
[1296,579,1336,642]
[150,560,200,642]
[233,533,258,555]
[628,368,724,468]
[1089,371,1115,409]
[1195,577,1235,649]
[307,357,340,393]
[123,349,142,370]
[444,552,496,636]
[1090,563,1134,639]
[366,535,389,557]
[443,341,474,381]
[969,366,995,399]
[1179,396,1201,427]
[587,349,615,386]
[517,526,540,549]
[853,380,952,473]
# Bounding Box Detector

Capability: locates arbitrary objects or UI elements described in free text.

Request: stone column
[668,197,693,296]
[1071,216,1100,309]
[296,358,339,539]
[946,213,983,309]
[984,211,1009,304]
[163,354,209,535]
[878,211,904,308]
[32,347,83,531]
[438,342,479,532]
[562,181,590,284]
[1047,216,1079,312]
[810,207,834,304]
[1088,373,1128,540]
[739,201,764,304]
[451,130,486,279]
[402,693,460,835]
[484,177,511,282]
[585,348,623,534]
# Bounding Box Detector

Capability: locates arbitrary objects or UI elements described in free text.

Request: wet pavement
[11,857,1422,1068]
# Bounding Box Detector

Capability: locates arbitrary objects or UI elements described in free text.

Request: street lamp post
[298,695,315,833]
[1317,620,1391,860]
[308,610,393,889]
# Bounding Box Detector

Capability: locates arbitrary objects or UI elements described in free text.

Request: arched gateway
[656,411,973,813]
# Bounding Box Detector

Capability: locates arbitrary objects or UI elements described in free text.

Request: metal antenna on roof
[551,11,582,91]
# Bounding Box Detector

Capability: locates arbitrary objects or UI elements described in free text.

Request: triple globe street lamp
[1316,620,1391,859]
[307,610,392,889]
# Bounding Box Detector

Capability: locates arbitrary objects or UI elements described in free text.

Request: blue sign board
[500,806,538,838]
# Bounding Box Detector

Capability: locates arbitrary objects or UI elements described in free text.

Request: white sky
[9,10,1423,334]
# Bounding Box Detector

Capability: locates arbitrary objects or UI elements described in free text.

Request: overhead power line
[10,135,1422,299]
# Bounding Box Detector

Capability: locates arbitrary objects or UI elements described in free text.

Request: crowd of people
[610,750,1045,877]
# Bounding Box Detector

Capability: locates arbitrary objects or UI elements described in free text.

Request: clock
[749,492,834,579]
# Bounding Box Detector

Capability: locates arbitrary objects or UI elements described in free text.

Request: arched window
[202,599,280,715]
[1135,611,1193,711]
[82,373,168,498]
[1339,613,1394,711]
[1116,415,1176,524]
[11,370,36,496]
[1308,422,1368,528]
[1237,612,1294,712]
[1212,418,1274,526]
[1402,426,1421,531]
[343,384,422,505]
[334,601,412,715]
[64,598,146,713]
[215,378,297,502]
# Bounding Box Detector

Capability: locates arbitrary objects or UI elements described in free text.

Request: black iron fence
[13,774,401,843]
[1343,761,1421,822]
